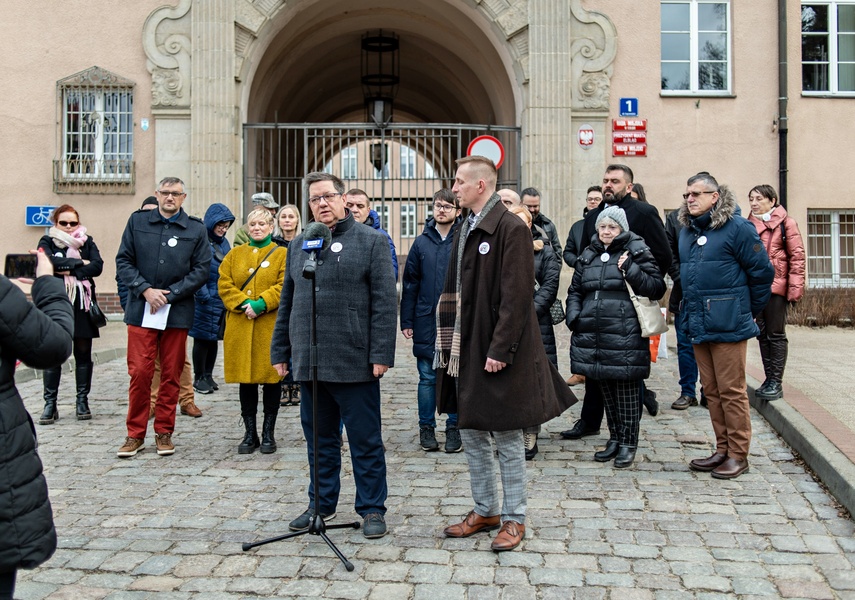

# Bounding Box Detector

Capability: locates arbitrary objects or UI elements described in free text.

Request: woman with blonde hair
[37,204,104,423]
[747,184,805,401]
[273,204,302,248]
[508,205,562,460]
[219,207,288,454]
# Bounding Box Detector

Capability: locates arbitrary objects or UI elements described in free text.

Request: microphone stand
[242,254,360,571]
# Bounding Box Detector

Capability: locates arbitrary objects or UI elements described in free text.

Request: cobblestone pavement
[14,329,855,599]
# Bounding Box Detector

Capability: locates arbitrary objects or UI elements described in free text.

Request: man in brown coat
[436,156,576,552]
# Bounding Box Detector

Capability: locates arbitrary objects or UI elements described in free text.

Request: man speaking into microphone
[271,171,397,539]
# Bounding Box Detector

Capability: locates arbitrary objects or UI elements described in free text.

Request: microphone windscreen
[303,222,332,248]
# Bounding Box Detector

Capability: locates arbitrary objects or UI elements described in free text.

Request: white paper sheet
[141,303,171,330]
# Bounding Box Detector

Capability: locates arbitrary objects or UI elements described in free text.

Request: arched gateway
[143,0,616,247]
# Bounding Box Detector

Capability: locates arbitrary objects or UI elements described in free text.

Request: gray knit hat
[596,205,629,232]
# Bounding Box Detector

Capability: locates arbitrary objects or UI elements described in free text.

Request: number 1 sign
[619,98,638,117]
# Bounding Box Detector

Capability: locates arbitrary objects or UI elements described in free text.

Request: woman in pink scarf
[37,204,104,423]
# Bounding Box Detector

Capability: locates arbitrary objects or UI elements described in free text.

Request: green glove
[247,298,267,314]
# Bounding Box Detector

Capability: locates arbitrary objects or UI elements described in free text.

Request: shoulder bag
[621,252,668,338]
[218,245,278,340]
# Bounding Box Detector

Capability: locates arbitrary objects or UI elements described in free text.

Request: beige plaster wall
[0,1,163,294]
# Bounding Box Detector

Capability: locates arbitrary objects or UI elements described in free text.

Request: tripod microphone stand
[242,251,360,571]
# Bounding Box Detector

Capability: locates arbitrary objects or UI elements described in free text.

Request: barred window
[807,209,855,287]
[400,146,416,179]
[341,146,358,180]
[55,67,135,193]
[401,203,417,238]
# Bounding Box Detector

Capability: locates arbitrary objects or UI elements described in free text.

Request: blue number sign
[619,98,638,117]
[25,206,57,227]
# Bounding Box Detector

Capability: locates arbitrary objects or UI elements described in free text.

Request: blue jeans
[417,357,457,429]
[675,310,699,398]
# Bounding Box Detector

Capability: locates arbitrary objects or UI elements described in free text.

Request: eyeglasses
[682,190,716,200]
[433,203,457,212]
[157,190,185,198]
[308,192,342,206]
[57,220,79,227]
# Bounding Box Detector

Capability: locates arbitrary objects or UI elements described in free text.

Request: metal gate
[242,123,521,258]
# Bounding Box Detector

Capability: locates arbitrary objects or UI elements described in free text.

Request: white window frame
[341,146,358,180]
[401,203,417,238]
[377,204,391,231]
[802,2,855,95]
[61,86,134,181]
[400,146,416,179]
[807,209,855,287]
[660,0,732,95]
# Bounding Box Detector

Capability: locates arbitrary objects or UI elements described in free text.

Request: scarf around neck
[49,225,93,310]
[433,193,501,376]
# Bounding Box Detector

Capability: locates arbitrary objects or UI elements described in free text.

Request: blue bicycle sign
[26,206,57,227]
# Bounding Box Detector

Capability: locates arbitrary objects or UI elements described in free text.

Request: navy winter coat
[189,203,235,341]
[0,275,73,571]
[566,231,666,381]
[533,234,561,367]
[400,218,459,359]
[677,187,774,344]
[364,208,399,281]
[116,208,210,329]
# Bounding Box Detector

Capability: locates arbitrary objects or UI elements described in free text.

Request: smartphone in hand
[4,254,38,279]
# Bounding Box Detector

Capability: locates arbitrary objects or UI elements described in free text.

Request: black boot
[757,335,787,401]
[238,415,260,454]
[289,384,300,406]
[756,333,772,394]
[40,367,62,425]
[260,413,278,454]
[642,389,659,416]
[614,445,637,469]
[594,440,620,462]
[75,362,93,421]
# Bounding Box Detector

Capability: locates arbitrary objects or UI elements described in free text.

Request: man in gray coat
[115,177,210,458]
[271,172,397,539]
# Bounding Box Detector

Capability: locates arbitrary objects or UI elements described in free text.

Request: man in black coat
[115,177,210,458]
[522,187,562,255]
[562,164,671,440]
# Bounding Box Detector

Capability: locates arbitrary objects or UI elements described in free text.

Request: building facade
[1,0,853,299]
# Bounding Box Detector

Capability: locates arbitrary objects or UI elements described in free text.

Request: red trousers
[693,339,751,460]
[126,325,188,438]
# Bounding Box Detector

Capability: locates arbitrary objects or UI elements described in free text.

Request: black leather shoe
[594,440,619,462]
[560,419,600,440]
[671,395,698,410]
[755,380,783,401]
[643,389,659,416]
[614,445,637,468]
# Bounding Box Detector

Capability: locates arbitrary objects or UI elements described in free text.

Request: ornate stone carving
[143,0,192,108]
[577,71,611,111]
[569,0,617,112]
[57,66,135,89]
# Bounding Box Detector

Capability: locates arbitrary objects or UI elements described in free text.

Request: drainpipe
[778,0,789,208]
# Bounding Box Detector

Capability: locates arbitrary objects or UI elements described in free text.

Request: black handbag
[88,297,108,328]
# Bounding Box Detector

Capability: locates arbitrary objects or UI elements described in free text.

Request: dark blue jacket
[533,232,561,367]
[677,186,774,344]
[189,203,235,340]
[400,217,460,359]
[116,207,210,329]
[364,208,399,281]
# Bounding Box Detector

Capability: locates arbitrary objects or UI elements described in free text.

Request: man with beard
[561,164,671,441]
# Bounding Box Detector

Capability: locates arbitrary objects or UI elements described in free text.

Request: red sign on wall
[612,144,647,157]
[612,119,648,131]
[613,131,647,144]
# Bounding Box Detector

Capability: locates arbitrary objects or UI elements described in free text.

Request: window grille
[400,146,416,179]
[342,146,358,179]
[807,209,855,287]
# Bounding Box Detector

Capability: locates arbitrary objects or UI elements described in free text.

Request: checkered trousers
[598,379,642,447]
[459,429,527,524]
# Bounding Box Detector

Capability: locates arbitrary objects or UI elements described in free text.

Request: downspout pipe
[778,0,789,209]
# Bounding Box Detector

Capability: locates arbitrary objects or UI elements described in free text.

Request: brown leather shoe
[711,457,749,480]
[443,511,500,538]
[490,520,525,552]
[566,374,586,386]
[180,402,203,418]
[689,452,728,472]
[671,395,698,410]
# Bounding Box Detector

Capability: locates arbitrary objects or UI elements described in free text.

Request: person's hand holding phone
[6,249,53,289]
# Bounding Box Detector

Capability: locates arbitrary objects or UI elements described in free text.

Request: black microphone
[301,222,332,279]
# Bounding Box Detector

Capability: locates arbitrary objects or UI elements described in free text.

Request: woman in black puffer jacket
[566,206,665,469]
[0,250,73,599]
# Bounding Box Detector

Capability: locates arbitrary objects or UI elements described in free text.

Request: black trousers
[0,570,16,600]
[580,377,604,428]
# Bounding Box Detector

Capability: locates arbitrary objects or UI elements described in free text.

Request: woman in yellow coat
[219,208,287,454]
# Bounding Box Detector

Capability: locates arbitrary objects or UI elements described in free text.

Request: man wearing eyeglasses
[678,172,773,480]
[271,172,397,539]
[115,177,210,458]
[401,188,462,453]
[561,165,671,442]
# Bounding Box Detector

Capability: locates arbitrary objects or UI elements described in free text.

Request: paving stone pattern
[14,329,855,599]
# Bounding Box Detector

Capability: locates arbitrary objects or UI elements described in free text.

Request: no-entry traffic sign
[467,135,505,169]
